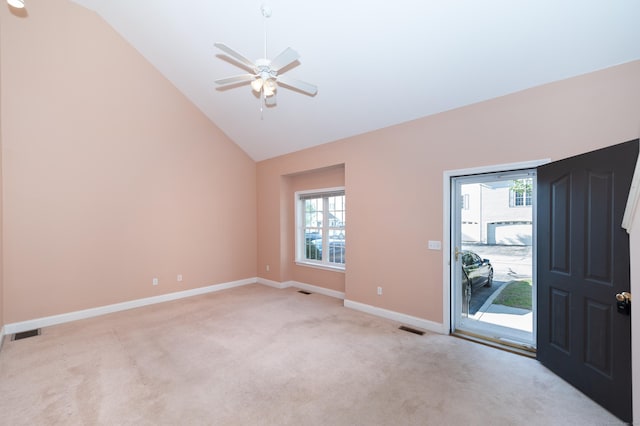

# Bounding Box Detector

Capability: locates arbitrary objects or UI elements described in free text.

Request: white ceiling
[70,0,640,161]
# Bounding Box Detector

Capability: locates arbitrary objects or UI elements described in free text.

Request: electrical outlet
[377,286,383,296]
[266,265,270,272]
[177,274,183,282]
[152,278,159,286]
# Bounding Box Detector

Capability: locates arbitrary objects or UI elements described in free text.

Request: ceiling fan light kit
[214,4,317,112]
[7,0,25,8]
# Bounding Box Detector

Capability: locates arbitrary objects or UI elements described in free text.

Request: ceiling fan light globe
[264,79,277,91]
[264,86,275,97]
[251,78,264,92]
[7,0,25,8]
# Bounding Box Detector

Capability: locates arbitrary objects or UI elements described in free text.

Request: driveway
[468,280,506,315]
[462,243,532,282]
[462,243,533,318]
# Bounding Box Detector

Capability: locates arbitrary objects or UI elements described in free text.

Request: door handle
[616,291,631,315]
[455,247,461,262]
[616,292,632,302]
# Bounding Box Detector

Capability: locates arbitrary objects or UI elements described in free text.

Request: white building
[461,180,532,245]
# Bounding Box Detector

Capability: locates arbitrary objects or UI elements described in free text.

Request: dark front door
[537,139,638,423]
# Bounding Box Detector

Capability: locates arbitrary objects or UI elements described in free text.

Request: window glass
[510,178,533,207]
[297,190,345,268]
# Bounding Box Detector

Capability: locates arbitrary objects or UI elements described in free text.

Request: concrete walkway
[470,280,533,334]
[463,243,534,334]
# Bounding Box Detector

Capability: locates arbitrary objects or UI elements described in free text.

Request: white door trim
[622,140,640,232]
[442,159,550,332]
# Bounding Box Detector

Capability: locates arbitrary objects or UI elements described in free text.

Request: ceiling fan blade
[214,74,255,86]
[277,76,318,96]
[269,47,300,72]
[214,42,256,70]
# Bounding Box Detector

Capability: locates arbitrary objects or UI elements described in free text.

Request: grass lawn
[493,279,532,310]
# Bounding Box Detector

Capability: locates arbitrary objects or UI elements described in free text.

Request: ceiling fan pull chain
[260,92,264,120]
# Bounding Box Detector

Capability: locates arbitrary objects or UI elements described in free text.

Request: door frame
[442,159,549,333]
[442,149,640,419]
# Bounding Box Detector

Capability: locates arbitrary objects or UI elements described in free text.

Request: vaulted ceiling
[70,0,640,161]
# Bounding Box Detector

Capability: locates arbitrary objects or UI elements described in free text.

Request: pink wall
[258,163,346,293]
[0,1,639,419]
[283,165,345,292]
[0,1,256,323]
[257,60,640,323]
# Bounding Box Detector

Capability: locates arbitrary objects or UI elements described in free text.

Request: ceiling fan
[214,5,317,108]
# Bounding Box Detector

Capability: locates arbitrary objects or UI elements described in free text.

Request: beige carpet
[0,284,623,425]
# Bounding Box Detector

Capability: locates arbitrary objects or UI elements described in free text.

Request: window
[509,178,533,207]
[461,194,470,210]
[296,187,345,270]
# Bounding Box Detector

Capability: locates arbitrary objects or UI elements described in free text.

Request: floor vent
[12,329,41,341]
[297,290,312,295]
[399,326,425,336]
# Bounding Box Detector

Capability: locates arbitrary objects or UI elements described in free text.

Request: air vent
[297,290,312,295]
[399,326,425,336]
[12,329,41,341]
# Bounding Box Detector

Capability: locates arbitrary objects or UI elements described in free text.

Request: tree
[511,178,532,195]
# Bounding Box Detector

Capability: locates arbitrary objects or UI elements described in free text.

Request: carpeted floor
[0,284,623,425]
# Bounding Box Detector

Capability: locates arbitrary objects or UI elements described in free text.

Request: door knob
[616,292,632,302]
[616,292,631,315]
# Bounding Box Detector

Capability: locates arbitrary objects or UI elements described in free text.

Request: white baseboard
[256,277,288,289]
[2,278,444,342]
[3,277,256,335]
[344,299,448,335]
[256,278,345,299]
[256,278,345,300]
[284,281,345,300]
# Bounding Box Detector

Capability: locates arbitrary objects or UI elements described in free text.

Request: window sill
[295,261,346,273]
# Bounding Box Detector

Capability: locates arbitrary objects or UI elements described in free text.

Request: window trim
[509,188,533,207]
[295,186,345,271]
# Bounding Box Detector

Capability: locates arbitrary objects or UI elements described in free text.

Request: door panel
[537,139,638,423]
[585,171,613,283]
[550,175,571,273]
[584,299,611,375]
[549,288,570,352]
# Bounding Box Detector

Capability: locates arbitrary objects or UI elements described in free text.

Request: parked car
[461,250,493,293]
[305,232,321,242]
[307,237,345,264]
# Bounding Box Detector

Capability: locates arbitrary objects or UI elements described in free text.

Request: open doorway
[450,169,537,351]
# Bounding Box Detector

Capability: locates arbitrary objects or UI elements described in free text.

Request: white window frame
[295,187,345,272]
[510,188,533,207]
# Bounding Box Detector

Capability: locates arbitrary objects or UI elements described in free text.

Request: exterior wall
[257,60,640,325]
[461,182,532,245]
[0,0,256,323]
